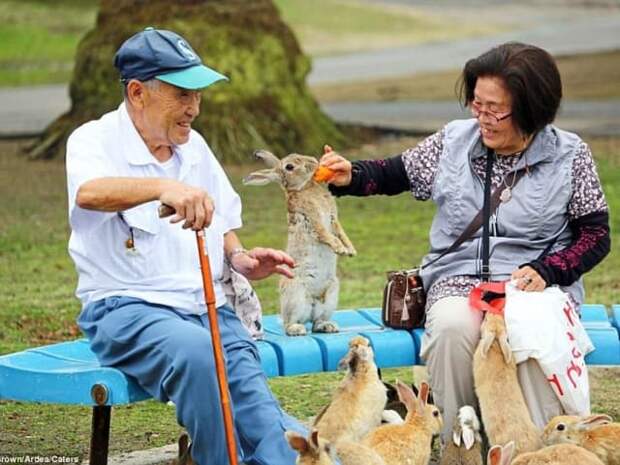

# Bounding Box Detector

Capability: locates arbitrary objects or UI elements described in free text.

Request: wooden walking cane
[159,205,239,465]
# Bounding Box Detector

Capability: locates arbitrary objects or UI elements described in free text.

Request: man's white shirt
[66,103,242,313]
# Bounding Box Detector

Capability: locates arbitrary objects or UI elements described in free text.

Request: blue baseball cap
[114,27,228,90]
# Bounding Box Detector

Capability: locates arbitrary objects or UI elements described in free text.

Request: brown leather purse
[381,155,528,330]
[382,269,425,329]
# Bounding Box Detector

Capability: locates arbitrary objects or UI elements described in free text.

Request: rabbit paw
[346,246,357,257]
[285,323,308,336]
[313,320,339,333]
[333,244,350,256]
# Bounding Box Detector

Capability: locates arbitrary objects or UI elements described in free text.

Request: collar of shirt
[469,122,557,170]
[118,102,201,181]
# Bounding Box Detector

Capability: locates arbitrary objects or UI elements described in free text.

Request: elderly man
[67,28,306,465]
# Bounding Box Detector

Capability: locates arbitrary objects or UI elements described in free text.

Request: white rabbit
[362,380,443,465]
[473,312,541,455]
[243,149,356,336]
[314,336,387,443]
[488,440,605,465]
[438,405,483,465]
[542,414,619,465]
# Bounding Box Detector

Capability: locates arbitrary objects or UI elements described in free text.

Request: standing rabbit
[244,149,356,336]
[362,381,443,465]
[542,414,619,465]
[314,336,387,443]
[473,312,542,455]
[439,405,483,465]
[487,440,604,465]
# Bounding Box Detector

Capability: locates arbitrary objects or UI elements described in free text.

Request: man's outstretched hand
[231,247,296,281]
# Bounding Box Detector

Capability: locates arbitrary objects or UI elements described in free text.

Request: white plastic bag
[504,281,594,415]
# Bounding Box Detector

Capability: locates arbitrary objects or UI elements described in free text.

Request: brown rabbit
[542,414,620,465]
[243,150,356,336]
[286,430,387,465]
[439,405,483,465]
[473,312,541,455]
[177,432,194,465]
[362,381,443,465]
[336,439,387,465]
[488,440,604,465]
[314,336,387,443]
[286,430,337,465]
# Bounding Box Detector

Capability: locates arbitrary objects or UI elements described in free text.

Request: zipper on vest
[490,212,498,236]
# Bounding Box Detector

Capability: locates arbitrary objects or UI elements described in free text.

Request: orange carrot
[313,165,335,183]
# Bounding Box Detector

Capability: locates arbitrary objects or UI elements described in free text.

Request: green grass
[0,135,619,455]
[0,0,499,87]
[312,49,620,102]
[0,0,98,86]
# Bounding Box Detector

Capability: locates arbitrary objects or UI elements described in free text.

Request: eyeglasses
[470,101,512,125]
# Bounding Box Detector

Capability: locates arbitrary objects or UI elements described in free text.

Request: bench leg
[89,405,111,465]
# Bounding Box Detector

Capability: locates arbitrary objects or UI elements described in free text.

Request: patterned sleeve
[328,129,445,198]
[327,155,410,197]
[567,141,608,219]
[401,129,445,200]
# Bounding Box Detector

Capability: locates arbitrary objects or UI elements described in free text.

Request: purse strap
[421,149,528,272]
[481,147,494,281]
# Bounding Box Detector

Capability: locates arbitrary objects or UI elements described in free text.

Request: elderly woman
[321,42,610,436]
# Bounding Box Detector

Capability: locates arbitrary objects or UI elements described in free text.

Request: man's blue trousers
[78,296,306,465]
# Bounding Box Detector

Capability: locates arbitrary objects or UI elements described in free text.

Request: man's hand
[159,180,214,230]
[511,265,546,292]
[231,247,296,281]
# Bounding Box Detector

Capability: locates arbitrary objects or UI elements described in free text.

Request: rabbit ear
[310,429,319,450]
[337,351,354,371]
[479,330,495,358]
[253,149,280,168]
[498,332,512,364]
[488,442,514,465]
[501,442,515,465]
[487,445,503,465]
[577,414,614,430]
[462,428,475,450]
[418,381,430,405]
[285,431,309,453]
[243,169,281,186]
[452,419,462,446]
[396,380,418,412]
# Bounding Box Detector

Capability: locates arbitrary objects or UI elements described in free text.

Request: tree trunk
[27,0,344,162]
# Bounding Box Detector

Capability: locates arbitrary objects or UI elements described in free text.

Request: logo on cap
[177,40,196,61]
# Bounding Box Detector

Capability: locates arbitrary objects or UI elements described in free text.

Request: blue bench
[1,306,619,464]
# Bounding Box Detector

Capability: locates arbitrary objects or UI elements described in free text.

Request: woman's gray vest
[419,119,585,306]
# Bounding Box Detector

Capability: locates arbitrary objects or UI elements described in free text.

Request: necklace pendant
[500,187,512,203]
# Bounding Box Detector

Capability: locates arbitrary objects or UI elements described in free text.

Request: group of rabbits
[287,316,619,465]
[286,336,443,465]
[244,149,356,336]
[449,310,620,465]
